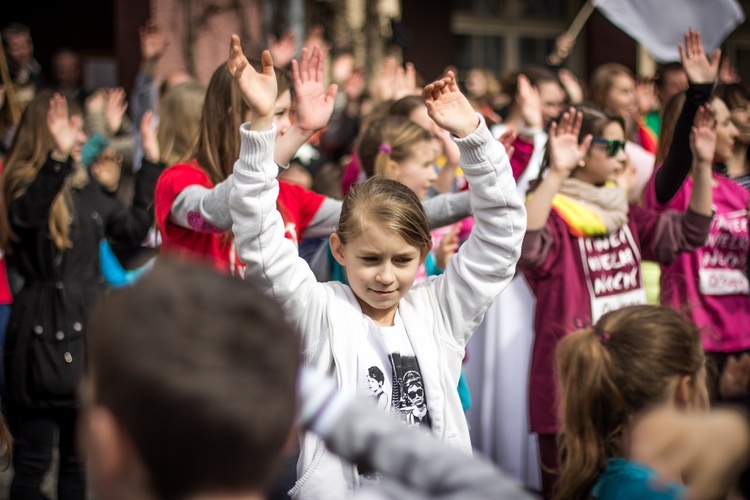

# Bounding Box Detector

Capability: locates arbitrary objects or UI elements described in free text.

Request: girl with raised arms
[227,36,525,499]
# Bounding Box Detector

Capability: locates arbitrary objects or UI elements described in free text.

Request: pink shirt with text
[643,170,750,352]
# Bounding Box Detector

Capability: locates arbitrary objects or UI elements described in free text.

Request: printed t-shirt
[356,311,431,429]
[644,170,750,352]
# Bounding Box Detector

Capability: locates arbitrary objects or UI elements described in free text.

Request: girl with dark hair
[519,104,713,498]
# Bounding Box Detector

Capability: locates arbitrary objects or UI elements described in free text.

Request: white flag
[592,0,745,62]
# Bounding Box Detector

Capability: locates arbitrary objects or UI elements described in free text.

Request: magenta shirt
[520,206,711,434]
[643,170,750,353]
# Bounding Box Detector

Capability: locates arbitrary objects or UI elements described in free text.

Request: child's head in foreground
[83,259,300,500]
[556,305,707,500]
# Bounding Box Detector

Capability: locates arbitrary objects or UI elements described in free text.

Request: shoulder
[157,162,213,193]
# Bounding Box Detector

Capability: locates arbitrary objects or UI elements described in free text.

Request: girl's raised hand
[679,29,720,84]
[497,128,517,158]
[47,94,80,161]
[517,75,543,130]
[559,68,584,104]
[227,34,277,128]
[105,87,128,135]
[436,224,461,271]
[548,107,592,178]
[422,71,478,139]
[140,110,160,164]
[689,104,717,166]
[292,45,338,134]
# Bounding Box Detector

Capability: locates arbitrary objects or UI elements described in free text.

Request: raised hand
[422,71,478,139]
[689,104,717,166]
[84,89,107,115]
[636,77,658,114]
[559,68,583,104]
[679,29,720,84]
[139,19,167,64]
[435,224,461,270]
[105,87,128,135]
[394,62,419,100]
[497,128,517,158]
[227,34,277,129]
[47,94,81,161]
[517,75,543,130]
[719,57,740,84]
[140,110,160,164]
[548,108,592,177]
[268,30,297,69]
[291,45,338,134]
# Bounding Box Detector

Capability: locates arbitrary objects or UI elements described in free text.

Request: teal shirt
[592,458,686,500]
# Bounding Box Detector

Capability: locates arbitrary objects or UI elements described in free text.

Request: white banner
[592,0,746,62]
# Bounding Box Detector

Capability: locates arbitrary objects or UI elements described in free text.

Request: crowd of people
[0,15,750,500]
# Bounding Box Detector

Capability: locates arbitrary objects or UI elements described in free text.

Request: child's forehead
[348,219,416,250]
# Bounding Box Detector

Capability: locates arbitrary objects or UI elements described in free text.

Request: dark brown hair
[555,305,705,500]
[86,259,300,499]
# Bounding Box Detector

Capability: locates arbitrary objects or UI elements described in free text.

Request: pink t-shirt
[643,170,750,352]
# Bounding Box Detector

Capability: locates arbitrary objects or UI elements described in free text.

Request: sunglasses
[591,138,626,157]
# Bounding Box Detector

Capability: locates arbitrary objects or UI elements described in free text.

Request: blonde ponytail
[358,116,431,180]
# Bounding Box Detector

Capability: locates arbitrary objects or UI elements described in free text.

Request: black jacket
[4,154,161,409]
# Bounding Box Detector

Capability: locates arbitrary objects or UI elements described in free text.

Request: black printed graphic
[366,366,389,411]
[388,353,430,428]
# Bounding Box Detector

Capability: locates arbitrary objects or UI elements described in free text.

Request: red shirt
[155,162,325,274]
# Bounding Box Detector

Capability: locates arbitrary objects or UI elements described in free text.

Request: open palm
[292,45,338,133]
[422,71,477,138]
[548,108,592,177]
[47,94,79,158]
[690,104,717,164]
[227,34,277,117]
[679,29,720,84]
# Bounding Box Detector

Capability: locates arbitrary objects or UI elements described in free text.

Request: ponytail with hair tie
[378,144,392,154]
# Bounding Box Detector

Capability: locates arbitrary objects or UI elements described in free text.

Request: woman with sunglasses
[643,31,749,390]
[518,104,714,498]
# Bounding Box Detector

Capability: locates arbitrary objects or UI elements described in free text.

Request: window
[452,0,583,75]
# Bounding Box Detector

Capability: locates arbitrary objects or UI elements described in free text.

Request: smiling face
[391,140,438,200]
[330,221,426,326]
[573,121,627,186]
[712,97,739,162]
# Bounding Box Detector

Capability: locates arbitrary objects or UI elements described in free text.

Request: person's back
[83,259,300,500]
